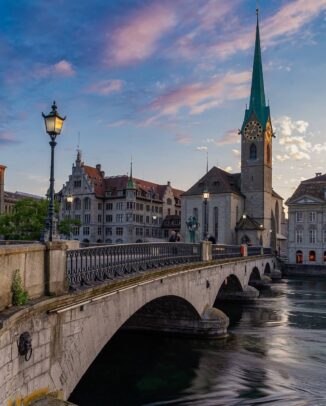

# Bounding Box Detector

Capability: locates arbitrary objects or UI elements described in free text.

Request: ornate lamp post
[202,187,210,240]
[42,101,66,242]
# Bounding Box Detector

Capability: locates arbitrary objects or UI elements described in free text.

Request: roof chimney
[316,172,322,177]
[96,164,101,171]
[167,181,171,186]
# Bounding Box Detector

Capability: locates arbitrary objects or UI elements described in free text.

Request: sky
[0,0,325,203]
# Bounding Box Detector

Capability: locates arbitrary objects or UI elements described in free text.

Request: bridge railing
[212,244,242,260]
[248,246,263,256]
[66,242,201,288]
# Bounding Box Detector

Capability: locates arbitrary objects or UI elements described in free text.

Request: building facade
[286,173,326,266]
[181,12,286,248]
[58,152,183,244]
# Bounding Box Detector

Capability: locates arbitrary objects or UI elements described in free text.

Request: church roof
[286,173,326,204]
[236,215,262,231]
[182,166,242,196]
[241,10,270,132]
[272,189,283,200]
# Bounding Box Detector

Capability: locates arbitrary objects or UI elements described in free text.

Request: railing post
[201,241,212,262]
[45,240,79,295]
[261,246,264,255]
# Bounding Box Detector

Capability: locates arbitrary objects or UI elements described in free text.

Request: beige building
[181,13,285,248]
[58,151,183,243]
[286,173,326,266]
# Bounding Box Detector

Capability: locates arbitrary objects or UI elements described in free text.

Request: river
[69,278,326,405]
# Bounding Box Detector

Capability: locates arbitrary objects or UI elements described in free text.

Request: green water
[69,279,326,405]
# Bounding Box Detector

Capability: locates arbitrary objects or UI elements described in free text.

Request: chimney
[101,170,105,177]
[167,181,171,186]
[316,172,322,177]
[96,164,101,171]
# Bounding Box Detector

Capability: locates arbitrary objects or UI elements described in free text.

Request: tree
[58,217,81,239]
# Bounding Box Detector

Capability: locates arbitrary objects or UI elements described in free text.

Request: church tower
[240,9,273,234]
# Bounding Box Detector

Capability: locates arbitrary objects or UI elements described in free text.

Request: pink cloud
[148,70,251,116]
[107,3,176,66]
[86,80,124,95]
[216,129,240,145]
[34,60,75,78]
[175,133,192,145]
[0,131,18,145]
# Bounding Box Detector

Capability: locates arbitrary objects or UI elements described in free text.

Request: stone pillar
[45,241,70,295]
[201,241,212,261]
[240,244,248,257]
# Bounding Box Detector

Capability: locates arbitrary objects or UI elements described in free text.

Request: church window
[296,250,303,264]
[296,212,303,222]
[84,197,91,211]
[309,250,316,262]
[309,229,316,244]
[296,229,303,243]
[74,198,81,211]
[249,143,257,160]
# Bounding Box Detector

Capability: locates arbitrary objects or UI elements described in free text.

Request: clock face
[244,120,263,140]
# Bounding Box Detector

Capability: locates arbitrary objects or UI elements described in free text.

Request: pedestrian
[169,231,176,242]
[208,235,216,244]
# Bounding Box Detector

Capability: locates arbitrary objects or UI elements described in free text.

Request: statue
[186,216,199,243]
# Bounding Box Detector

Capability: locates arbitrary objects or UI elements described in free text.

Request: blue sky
[0,0,326,202]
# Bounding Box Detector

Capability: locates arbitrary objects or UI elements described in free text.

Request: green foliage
[58,217,81,238]
[11,270,28,306]
[0,198,49,240]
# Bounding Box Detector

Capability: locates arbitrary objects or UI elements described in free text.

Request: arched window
[309,250,316,262]
[84,197,91,211]
[249,143,257,160]
[74,198,81,211]
[267,144,271,163]
[296,250,303,264]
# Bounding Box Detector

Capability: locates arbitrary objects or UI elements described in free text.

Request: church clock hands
[244,120,263,140]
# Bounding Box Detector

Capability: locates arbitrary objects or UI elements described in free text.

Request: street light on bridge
[202,187,210,241]
[41,101,66,242]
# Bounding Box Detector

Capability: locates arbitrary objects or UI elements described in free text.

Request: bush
[11,270,28,306]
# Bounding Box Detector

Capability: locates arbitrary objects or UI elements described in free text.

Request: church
[181,11,285,249]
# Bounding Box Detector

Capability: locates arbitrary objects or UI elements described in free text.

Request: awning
[276,233,287,240]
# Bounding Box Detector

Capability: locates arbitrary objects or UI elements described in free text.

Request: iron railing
[212,244,242,260]
[248,246,263,256]
[66,243,201,288]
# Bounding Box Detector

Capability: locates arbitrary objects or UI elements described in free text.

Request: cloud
[34,60,75,78]
[224,166,232,173]
[86,80,124,95]
[232,149,240,157]
[107,3,176,66]
[0,131,18,145]
[216,129,240,145]
[196,146,208,151]
[107,119,130,128]
[148,71,250,116]
[175,133,192,145]
[276,154,290,162]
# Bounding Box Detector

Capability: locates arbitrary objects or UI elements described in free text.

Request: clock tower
[240,10,273,238]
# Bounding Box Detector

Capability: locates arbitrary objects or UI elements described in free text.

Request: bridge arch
[249,266,261,282]
[264,263,271,275]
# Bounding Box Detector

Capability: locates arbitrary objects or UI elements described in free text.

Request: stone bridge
[0,242,275,405]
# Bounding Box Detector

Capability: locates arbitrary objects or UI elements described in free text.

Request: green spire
[249,9,266,115]
[241,8,270,131]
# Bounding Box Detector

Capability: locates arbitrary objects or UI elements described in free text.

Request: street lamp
[41,101,66,242]
[202,187,210,240]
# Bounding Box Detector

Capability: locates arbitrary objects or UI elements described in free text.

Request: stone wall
[0,244,46,311]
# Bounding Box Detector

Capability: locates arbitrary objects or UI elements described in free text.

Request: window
[84,197,91,211]
[106,215,113,223]
[296,212,303,222]
[164,230,169,238]
[74,214,81,221]
[116,202,123,210]
[74,179,81,188]
[323,230,326,243]
[136,203,140,210]
[105,227,112,236]
[116,227,123,236]
[140,204,143,211]
[98,203,102,210]
[84,214,91,224]
[106,203,113,210]
[98,227,102,235]
[98,214,102,222]
[83,227,90,235]
[309,250,316,262]
[309,211,316,223]
[309,229,316,244]
[74,198,81,211]
[167,198,172,205]
[168,209,171,215]
[65,201,71,211]
[249,143,257,160]
[72,226,79,236]
[146,205,150,212]
[116,214,123,223]
[159,207,163,214]
[296,250,303,264]
[146,216,150,223]
[296,229,303,243]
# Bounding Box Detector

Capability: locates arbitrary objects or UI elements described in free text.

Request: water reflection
[69,279,326,406]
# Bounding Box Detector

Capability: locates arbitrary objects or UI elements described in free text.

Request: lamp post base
[40,218,60,242]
